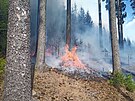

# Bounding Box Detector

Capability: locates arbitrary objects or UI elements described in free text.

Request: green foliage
[0,30,7,56]
[0,58,6,75]
[109,72,135,92]
[0,0,8,56]
[130,0,135,15]
[124,75,135,92]
[109,72,125,87]
[0,0,8,29]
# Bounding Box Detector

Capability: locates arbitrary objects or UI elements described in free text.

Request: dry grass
[0,68,135,101]
[33,69,135,101]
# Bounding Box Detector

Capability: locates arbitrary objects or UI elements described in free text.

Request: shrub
[124,74,135,92]
[109,72,125,87]
[109,72,135,92]
[0,58,6,75]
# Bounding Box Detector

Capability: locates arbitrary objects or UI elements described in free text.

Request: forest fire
[61,44,85,69]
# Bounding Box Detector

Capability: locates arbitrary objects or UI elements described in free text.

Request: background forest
[1,0,135,72]
[30,0,135,73]
[0,0,8,57]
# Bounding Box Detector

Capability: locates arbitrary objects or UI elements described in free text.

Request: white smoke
[45,0,135,73]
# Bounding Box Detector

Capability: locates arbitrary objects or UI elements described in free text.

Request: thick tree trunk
[35,0,46,70]
[98,0,103,48]
[66,0,71,48]
[3,0,32,101]
[109,0,121,73]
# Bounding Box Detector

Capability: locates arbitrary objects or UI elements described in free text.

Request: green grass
[0,58,5,100]
[109,72,135,92]
[124,74,135,92]
[0,58,6,75]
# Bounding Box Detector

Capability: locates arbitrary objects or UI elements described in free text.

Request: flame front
[61,44,85,68]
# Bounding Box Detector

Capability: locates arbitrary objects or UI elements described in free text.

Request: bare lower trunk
[35,0,46,70]
[110,0,121,73]
[108,0,111,42]
[119,0,124,49]
[66,0,71,49]
[117,0,124,49]
[98,0,103,48]
[120,23,124,48]
[3,0,32,101]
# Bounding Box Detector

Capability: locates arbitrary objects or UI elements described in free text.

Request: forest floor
[0,68,135,101]
[0,74,4,101]
[33,68,135,101]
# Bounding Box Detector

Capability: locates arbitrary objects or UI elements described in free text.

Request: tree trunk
[109,0,121,73]
[35,0,46,70]
[119,0,124,49]
[66,0,71,48]
[120,22,124,48]
[108,0,112,42]
[98,0,103,48]
[3,0,32,101]
[117,0,121,48]
[35,0,40,57]
[117,0,124,49]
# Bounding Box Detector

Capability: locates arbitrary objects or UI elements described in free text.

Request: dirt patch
[33,69,135,101]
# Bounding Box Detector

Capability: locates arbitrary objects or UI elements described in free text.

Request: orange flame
[61,44,85,68]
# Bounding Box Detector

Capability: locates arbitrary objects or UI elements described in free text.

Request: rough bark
[98,0,103,48]
[66,0,71,48]
[3,0,32,101]
[35,0,46,70]
[109,0,121,73]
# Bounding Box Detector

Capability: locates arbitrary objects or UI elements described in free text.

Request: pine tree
[78,7,85,32]
[98,0,103,48]
[3,0,32,100]
[36,0,47,70]
[84,11,93,27]
[103,0,127,49]
[110,0,121,74]
[130,0,135,15]
[116,0,127,49]
[66,0,71,48]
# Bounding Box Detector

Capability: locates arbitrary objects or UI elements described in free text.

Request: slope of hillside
[0,67,135,101]
[33,69,135,101]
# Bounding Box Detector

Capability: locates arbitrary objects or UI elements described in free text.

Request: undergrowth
[0,58,6,75]
[109,72,135,92]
